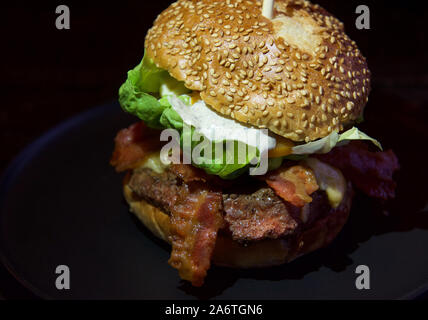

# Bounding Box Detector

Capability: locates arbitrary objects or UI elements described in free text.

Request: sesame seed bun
[123,178,354,269]
[145,0,371,142]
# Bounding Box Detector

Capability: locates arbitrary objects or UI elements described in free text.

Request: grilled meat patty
[128,166,332,242]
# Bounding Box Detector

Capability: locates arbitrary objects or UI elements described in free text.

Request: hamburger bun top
[145,0,370,142]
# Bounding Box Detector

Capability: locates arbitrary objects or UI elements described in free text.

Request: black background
[1,0,427,299]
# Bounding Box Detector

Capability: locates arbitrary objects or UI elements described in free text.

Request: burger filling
[112,53,399,286]
[118,53,383,180]
[111,119,399,286]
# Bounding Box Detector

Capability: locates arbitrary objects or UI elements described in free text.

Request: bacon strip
[315,141,399,200]
[168,183,223,287]
[169,163,209,183]
[263,165,319,207]
[129,164,224,286]
[112,122,225,286]
[110,122,162,172]
[169,163,237,188]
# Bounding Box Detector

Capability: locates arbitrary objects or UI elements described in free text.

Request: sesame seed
[346,101,354,110]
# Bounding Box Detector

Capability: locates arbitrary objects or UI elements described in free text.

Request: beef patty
[128,166,331,242]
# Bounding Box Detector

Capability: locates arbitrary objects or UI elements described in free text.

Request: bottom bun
[123,182,353,269]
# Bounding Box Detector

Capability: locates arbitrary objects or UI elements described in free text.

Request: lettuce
[267,157,284,171]
[292,132,339,155]
[159,106,183,130]
[118,58,260,179]
[138,53,168,93]
[118,52,382,179]
[118,52,190,129]
[337,126,382,150]
[194,142,259,179]
[160,97,260,179]
[291,127,382,155]
[159,74,190,97]
[118,61,166,129]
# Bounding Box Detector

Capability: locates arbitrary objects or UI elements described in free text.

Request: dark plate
[1,98,428,300]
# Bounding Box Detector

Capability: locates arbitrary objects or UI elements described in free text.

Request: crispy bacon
[263,165,319,207]
[110,122,162,172]
[315,141,399,200]
[168,183,223,287]
[169,163,237,189]
[169,163,209,183]
[129,164,224,287]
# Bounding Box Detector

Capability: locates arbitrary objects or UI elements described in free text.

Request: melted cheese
[304,158,346,208]
[268,136,295,158]
[189,91,202,104]
[141,151,168,173]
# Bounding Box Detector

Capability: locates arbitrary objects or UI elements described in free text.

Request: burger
[110,0,399,287]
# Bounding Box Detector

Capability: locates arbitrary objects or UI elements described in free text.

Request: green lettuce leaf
[159,74,191,97]
[118,62,166,129]
[118,53,268,179]
[158,97,260,179]
[118,53,383,179]
[195,142,259,179]
[138,53,168,93]
[337,126,382,150]
[291,127,382,155]
[267,157,284,172]
[159,106,183,130]
[292,132,339,155]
